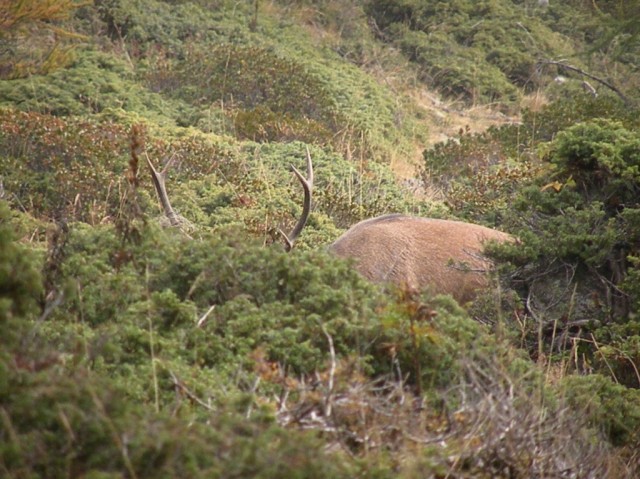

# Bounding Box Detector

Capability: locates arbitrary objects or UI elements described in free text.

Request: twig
[537,60,632,106]
[246,376,261,419]
[590,333,619,384]
[38,290,65,323]
[196,304,216,328]
[542,318,600,331]
[146,263,160,414]
[168,370,215,411]
[321,325,336,418]
[22,291,65,348]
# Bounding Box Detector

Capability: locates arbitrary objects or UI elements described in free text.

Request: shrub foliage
[2,0,640,477]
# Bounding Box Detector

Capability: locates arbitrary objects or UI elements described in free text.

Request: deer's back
[329,214,512,303]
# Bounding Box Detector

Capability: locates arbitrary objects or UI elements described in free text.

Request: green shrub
[0,49,193,126]
[364,0,569,106]
[0,202,43,343]
[548,119,640,209]
[394,27,520,104]
[487,117,640,383]
[522,93,638,143]
[422,124,543,223]
[423,95,640,387]
[0,364,358,478]
[147,44,341,143]
[560,374,640,447]
[0,109,247,224]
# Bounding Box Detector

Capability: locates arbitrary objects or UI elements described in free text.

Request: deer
[146,147,513,304]
[280,148,514,304]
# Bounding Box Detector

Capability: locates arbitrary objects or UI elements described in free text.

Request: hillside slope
[2,1,640,478]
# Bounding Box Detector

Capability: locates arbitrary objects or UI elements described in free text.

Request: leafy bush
[0,203,43,344]
[521,93,640,143]
[0,110,244,224]
[364,0,569,106]
[145,43,359,147]
[4,1,640,475]
[92,0,227,53]
[0,109,131,222]
[422,125,543,222]
[1,363,359,478]
[2,197,638,476]
[394,27,520,104]
[8,50,206,132]
[549,119,640,208]
[422,94,640,388]
[560,374,640,448]
[493,118,640,386]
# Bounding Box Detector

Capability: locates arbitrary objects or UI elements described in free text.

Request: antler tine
[280,146,314,252]
[146,152,182,227]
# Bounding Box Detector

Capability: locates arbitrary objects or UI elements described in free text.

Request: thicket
[423,93,640,394]
[0,109,429,243]
[2,105,638,475]
[0,0,423,164]
[2,0,640,476]
[364,0,566,106]
[3,198,638,477]
[0,213,362,479]
[364,0,640,108]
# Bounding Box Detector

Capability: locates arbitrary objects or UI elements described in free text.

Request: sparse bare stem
[168,370,215,411]
[322,325,336,418]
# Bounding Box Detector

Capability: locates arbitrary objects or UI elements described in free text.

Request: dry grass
[257,349,636,478]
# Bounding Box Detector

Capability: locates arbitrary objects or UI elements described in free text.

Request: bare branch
[537,60,632,106]
[196,304,216,328]
[322,325,336,418]
[168,370,215,411]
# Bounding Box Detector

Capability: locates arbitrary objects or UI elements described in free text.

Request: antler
[280,146,314,252]
[145,152,182,227]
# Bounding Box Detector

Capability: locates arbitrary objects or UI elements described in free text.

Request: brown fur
[329,214,513,303]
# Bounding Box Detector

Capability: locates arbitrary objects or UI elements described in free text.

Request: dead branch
[321,325,336,418]
[168,370,215,411]
[537,60,632,106]
[196,304,216,328]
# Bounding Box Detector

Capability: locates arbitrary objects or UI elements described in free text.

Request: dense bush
[0,109,427,242]
[0,203,43,347]
[422,124,542,222]
[421,95,640,392]
[364,0,569,106]
[3,0,640,476]
[505,118,640,315]
[6,198,633,476]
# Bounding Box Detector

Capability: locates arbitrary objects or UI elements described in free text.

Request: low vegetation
[2,0,640,477]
